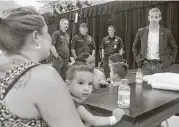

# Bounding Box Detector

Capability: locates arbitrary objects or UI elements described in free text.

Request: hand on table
[113,108,125,123]
[99,80,110,87]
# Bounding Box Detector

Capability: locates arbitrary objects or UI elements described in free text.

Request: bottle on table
[117,79,131,108]
[136,68,143,84]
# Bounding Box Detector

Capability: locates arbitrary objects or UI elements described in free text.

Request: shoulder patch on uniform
[55,30,60,34]
[138,28,143,31]
[52,30,59,36]
[104,36,109,40]
[87,35,93,42]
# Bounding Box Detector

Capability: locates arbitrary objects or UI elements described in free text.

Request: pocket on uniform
[77,40,85,47]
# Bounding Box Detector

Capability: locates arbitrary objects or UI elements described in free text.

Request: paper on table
[151,81,179,91]
[143,73,179,83]
[143,73,179,91]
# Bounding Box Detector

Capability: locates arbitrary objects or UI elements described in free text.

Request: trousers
[52,57,69,81]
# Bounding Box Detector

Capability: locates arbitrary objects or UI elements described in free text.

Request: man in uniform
[51,18,70,80]
[101,25,124,78]
[71,23,95,59]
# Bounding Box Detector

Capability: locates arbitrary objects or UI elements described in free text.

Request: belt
[104,53,116,56]
[146,59,162,64]
[104,54,110,57]
[60,55,69,59]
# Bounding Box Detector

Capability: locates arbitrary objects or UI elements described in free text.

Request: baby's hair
[66,63,94,81]
[111,62,128,78]
[109,53,126,63]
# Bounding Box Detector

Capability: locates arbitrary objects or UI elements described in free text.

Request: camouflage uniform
[71,34,95,57]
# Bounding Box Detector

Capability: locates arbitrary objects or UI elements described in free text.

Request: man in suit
[132,8,178,75]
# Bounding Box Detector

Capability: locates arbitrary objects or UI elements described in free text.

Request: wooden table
[86,72,179,127]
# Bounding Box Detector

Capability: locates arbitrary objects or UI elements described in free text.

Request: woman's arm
[32,65,84,127]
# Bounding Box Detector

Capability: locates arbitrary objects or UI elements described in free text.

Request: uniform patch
[105,40,110,44]
[114,44,117,49]
[87,36,92,42]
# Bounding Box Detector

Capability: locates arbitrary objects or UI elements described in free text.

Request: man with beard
[132,8,177,75]
[51,18,70,80]
[71,23,95,59]
[101,25,124,78]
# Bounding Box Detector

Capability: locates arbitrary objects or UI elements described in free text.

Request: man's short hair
[109,53,125,63]
[108,25,115,31]
[80,23,88,28]
[60,18,68,26]
[66,63,94,81]
[149,8,161,17]
[111,62,128,78]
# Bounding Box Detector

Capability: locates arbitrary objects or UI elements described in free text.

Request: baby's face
[108,60,114,68]
[86,55,95,68]
[109,67,115,81]
[70,71,94,101]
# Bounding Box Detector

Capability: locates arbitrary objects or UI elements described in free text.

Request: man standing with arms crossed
[51,18,70,80]
[132,8,177,75]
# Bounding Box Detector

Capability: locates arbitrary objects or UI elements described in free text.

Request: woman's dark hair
[75,53,91,63]
[0,6,45,52]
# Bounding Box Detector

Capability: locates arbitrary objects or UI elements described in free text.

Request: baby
[66,63,124,126]
[110,62,128,86]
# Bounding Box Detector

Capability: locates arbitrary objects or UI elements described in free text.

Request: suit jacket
[132,26,178,68]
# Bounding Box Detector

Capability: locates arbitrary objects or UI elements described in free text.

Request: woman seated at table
[0,6,84,127]
[75,53,109,89]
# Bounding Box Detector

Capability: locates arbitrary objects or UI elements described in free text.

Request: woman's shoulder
[35,64,57,73]
[32,64,61,80]
[26,64,63,88]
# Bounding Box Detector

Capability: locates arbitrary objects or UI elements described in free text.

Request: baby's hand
[112,108,125,123]
[99,80,109,85]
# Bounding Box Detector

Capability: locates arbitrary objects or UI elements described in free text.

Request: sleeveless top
[0,62,48,127]
[71,94,91,127]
